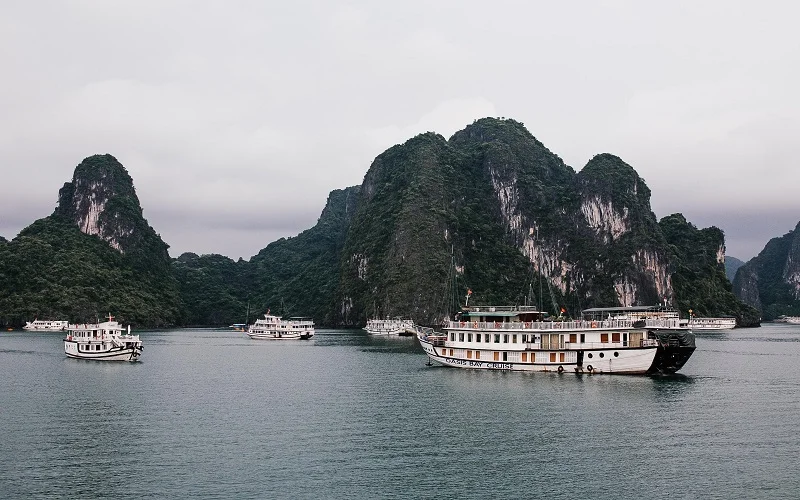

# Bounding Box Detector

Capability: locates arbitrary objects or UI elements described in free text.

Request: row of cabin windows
[72,331,106,338]
[451,332,625,344]
[444,349,579,363]
[78,344,104,352]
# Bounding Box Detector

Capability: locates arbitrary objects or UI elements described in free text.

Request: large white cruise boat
[23,319,69,332]
[688,317,736,330]
[418,305,695,375]
[247,313,314,340]
[364,317,416,336]
[64,316,143,361]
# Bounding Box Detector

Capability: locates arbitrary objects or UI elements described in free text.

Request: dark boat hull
[646,328,696,374]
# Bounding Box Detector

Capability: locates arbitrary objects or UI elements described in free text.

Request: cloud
[1,0,799,263]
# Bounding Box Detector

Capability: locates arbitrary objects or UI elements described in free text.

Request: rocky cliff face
[0,154,181,327]
[337,118,706,326]
[659,214,760,326]
[733,221,800,319]
[56,155,148,254]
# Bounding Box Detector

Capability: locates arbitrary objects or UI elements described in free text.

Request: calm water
[1,324,799,499]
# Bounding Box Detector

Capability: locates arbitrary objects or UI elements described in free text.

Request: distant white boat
[64,316,142,361]
[247,313,314,340]
[688,317,736,330]
[23,319,69,332]
[784,317,800,324]
[364,317,416,336]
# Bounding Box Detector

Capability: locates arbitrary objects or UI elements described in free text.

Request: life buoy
[525,322,531,329]
[586,364,593,372]
[591,321,597,328]
[557,365,564,373]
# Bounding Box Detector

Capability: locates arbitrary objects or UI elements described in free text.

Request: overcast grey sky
[1,1,798,261]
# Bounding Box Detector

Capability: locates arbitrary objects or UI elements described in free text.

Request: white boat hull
[418,336,657,374]
[64,340,142,361]
[247,332,313,340]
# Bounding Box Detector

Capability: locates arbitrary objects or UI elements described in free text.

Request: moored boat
[247,313,314,340]
[23,319,69,332]
[64,316,142,361]
[418,305,694,375]
[688,317,736,330]
[364,317,416,336]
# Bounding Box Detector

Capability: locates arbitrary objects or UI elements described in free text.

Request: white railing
[446,319,684,331]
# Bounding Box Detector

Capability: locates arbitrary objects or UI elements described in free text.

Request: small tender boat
[23,319,69,332]
[247,313,314,340]
[64,316,143,361]
[418,305,694,375]
[364,317,416,336]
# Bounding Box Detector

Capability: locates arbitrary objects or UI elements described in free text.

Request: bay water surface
[1,324,799,499]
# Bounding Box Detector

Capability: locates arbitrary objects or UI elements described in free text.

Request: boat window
[503,335,508,343]
[494,352,499,361]
[467,350,472,359]
[467,333,472,342]
[502,352,508,361]
[587,353,593,358]
[494,334,500,343]
[580,334,585,343]
[475,351,480,359]
[450,333,455,342]
[612,332,620,343]
[614,352,619,357]
[459,333,464,342]
[512,335,517,343]
[600,333,609,343]
[559,352,565,362]
[522,352,527,362]
[622,333,628,346]
[484,334,490,343]
[569,334,577,343]
[550,352,556,362]
[599,352,605,358]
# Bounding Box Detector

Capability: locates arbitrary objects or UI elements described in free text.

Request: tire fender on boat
[586,364,593,373]
[557,365,564,373]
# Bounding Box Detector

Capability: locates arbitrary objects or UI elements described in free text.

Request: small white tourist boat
[23,319,69,332]
[688,317,736,330]
[418,305,695,375]
[364,317,416,336]
[247,313,314,340]
[63,316,143,361]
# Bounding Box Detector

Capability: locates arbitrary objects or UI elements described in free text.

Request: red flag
[467,289,472,295]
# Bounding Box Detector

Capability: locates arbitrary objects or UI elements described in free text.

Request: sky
[1,1,798,261]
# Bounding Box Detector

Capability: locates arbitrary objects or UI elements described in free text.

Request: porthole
[599,352,605,358]
[614,352,619,357]
[587,353,593,359]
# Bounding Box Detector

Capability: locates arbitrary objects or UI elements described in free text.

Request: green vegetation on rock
[659,214,760,326]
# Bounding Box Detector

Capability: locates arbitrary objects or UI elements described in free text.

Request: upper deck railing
[445,318,686,331]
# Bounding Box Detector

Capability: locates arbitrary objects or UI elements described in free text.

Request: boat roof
[582,306,675,314]
[460,306,544,317]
